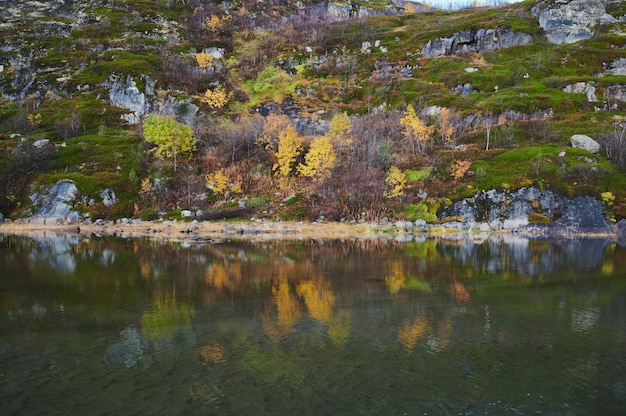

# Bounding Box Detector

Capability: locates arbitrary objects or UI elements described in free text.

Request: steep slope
[0,0,625,226]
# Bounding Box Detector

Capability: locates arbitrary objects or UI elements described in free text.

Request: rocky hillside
[1,0,626,229]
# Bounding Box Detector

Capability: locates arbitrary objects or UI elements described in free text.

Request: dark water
[1,233,626,416]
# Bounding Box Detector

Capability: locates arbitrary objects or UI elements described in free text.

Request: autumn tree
[206,169,241,198]
[273,124,304,178]
[400,105,434,155]
[384,165,408,199]
[298,135,337,182]
[195,52,214,68]
[327,112,353,156]
[143,114,196,172]
[201,87,229,110]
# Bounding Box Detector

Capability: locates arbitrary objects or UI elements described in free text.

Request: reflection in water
[1,233,626,415]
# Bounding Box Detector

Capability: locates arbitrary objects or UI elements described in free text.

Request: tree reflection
[297,279,336,324]
[262,277,302,341]
[141,295,195,340]
[398,316,431,353]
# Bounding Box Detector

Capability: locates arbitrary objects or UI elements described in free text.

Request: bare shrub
[55,113,82,140]
[350,111,402,170]
[598,121,626,170]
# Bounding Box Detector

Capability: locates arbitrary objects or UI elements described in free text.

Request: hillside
[1,0,625,226]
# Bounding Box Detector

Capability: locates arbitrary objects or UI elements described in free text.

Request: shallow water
[1,233,625,415]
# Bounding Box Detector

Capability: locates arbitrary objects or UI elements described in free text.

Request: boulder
[570,134,601,153]
[532,0,616,44]
[29,179,83,223]
[32,139,50,148]
[100,188,118,206]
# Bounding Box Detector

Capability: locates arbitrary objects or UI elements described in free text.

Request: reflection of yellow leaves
[328,310,352,347]
[205,264,228,289]
[273,280,301,328]
[141,297,194,340]
[200,343,225,366]
[297,279,335,324]
[139,260,151,279]
[190,382,214,402]
[450,282,471,303]
[386,262,406,294]
[601,260,614,275]
[398,316,431,352]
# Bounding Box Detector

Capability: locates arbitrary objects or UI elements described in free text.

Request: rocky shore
[1,214,624,244]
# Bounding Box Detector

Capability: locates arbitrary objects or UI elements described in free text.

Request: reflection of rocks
[104,327,144,369]
[436,235,611,278]
[29,233,79,275]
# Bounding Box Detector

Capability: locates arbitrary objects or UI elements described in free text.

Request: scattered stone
[32,139,50,148]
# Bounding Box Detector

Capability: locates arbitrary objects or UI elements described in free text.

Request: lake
[1,232,625,415]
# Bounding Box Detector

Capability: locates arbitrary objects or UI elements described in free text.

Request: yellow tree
[384,165,408,199]
[273,124,304,178]
[400,105,434,155]
[143,114,196,172]
[201,87,229,110]
[327,112,353,156]
[195,52,214,68]
[298,135,337,182]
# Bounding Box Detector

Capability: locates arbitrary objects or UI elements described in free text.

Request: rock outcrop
[563,82,598,102]
[421,27,533,58]
[532,0,616,44]
[439,186,614,236]
[103,74,198,125]
[604,84,626,108]
[29,180,83,224]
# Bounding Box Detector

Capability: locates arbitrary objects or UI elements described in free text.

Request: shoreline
[0,217,623,243]
[0,218,387,243]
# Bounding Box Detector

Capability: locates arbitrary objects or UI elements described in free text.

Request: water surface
[1,233,625,415]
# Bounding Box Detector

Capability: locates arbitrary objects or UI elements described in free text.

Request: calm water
[1,233,625,415]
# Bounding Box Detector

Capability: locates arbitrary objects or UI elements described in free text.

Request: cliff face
[421,27,534,58]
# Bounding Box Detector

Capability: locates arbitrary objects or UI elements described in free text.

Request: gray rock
[421,27,533,58]
[604,84,626,107]
[603,58,626,76]
[440,186,614,235]
[532,0,616,44]
[100,188,117,206]
[105,74,148,124]
[450,83,477,97]
[563,82,597,102]
[571,134,601,153]
[32,139,50,148]
[30,179,83,223]
[394,220,414,232]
